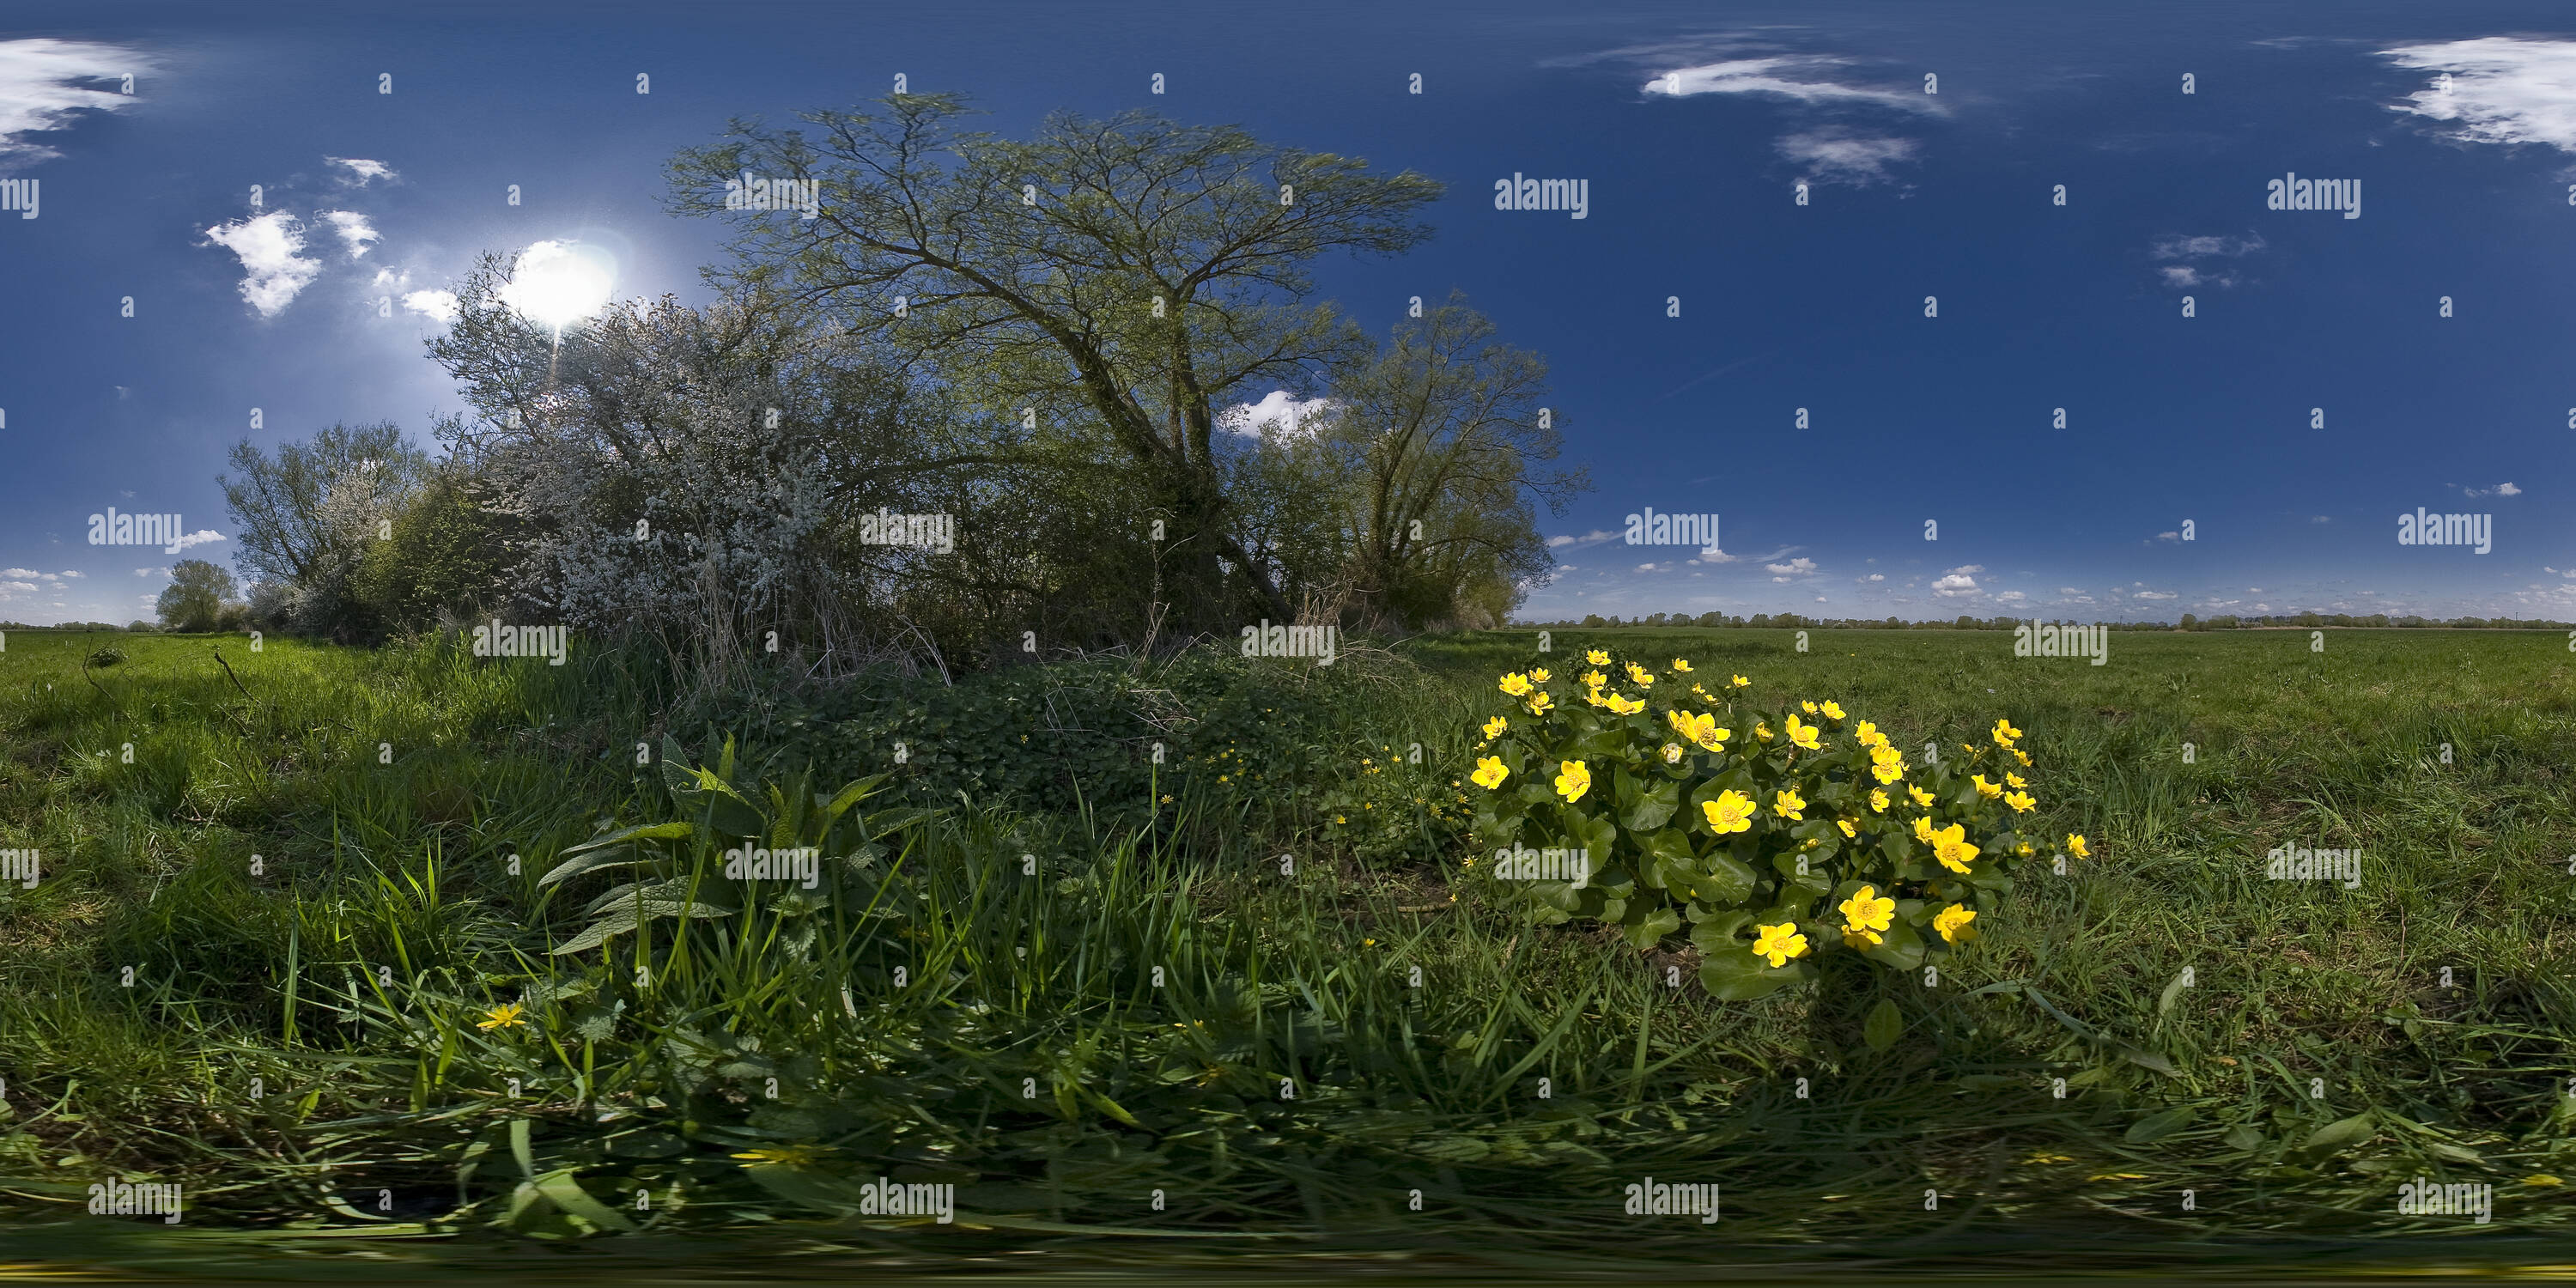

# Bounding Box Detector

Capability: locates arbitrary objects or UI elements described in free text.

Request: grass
[2,624,2573,1277]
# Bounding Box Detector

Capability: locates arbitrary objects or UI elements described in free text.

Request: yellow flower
[1971,774,2003,799]
[1553,759,1592,803]
[2006,772,2027,789]
[1582,669,1608,690]
[477,1002,528,1031]
[1754,722,1773,742]
[1839,884,1896,936]
[1869,788,1889,813]
[1528,667,1551,683]
[2066,833,2090,860]
[1820,700,1845,720]
[1671,659,1692,672]
[1470,756,1510,789]
[1482,714,1509,739]
[1868,744,1905,784]
[1934,904,1979,945]
[1527,690,1556,715]
[2013,749,2032,766]
[1625,662,1656,687]
[1730,674,1751,689]
[1836,818,1856,838]
[1667,708,1728,750]
[1908,784,1935,807]
[1662,742,1685,764]
[1703,789,1756,834]
[1801,700,1819,714]
[1912,815,1937,844]
[1583,687,1610,708]
[1855,720,1883,746]
[2522,1175,2566,1188]
[2003,790,2035,813]
[1934,823,1978,874]
[1772,788,1806,821]
[1586,648,1610,665]
[1785,714,1821,750]
[1498,672,1533,697]
[1603,692,1644,716]
[2014,841,2034,858]
[1992,719,2021,747]
[1752,921,1808,967]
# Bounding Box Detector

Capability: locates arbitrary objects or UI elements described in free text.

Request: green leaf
[541,822,696,886]
[1698,945,1814,1000]
[1619,904,1681,951]
[1694,851,1758,906]
[2300,1113,2375,1157]
[1862,998,1902,1052]
[532,1167,636,1232]
[2124,1106,2196,1144]
[2222,1123,2267,1151]
[1619,775,1680,832]
[1858,916,1927,972]
[1689,909,1752,952]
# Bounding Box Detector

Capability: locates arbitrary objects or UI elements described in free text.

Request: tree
[221,422,430,641]
[667,94,1443,634]
[157,560,237,632]
[2178,612,2198,630]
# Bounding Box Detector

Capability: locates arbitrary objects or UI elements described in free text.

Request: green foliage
[355,470,519,632]
[1464,647,2041,997]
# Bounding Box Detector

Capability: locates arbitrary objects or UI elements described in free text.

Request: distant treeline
[1520,611,2573,631]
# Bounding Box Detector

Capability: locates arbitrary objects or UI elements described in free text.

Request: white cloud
[1867,573,1885,581]
[1218,390,1335,438]
[1,568,39,578]
[170,529,227,552]
[2155,531,2180,543]
[1776,129,1919,185]
[1997,590,2027,603]
[0,580,38,596]
[326,156,397,185]
[201,211,324,318]
[319,210,379,258]
[1771,575,1791,582]
[2151,233,2264,260]
[2135,590,2178,600]
[402,289,460,323]
[1931,574,1980,597]
[2465,481,2521,497]
[1637,562,1660,572]
[1698,546,1738,563]
[2383,39,2576,154]
[1947,564,1984,575]
[1643,56,1935,109]
[134,568,155,576]
[0,39,150,168]
[59,569,80,578]
[1549,529,1619,550]
[2057,586,2083,595]
[1765,557,1817,575]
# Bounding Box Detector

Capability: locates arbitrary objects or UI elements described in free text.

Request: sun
[498,240,616,333]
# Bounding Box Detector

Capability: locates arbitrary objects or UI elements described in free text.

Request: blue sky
[1,1,2571,624]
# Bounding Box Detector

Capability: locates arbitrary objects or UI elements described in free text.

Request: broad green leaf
[1863,998,1903,1051]
[532,1167,636,1232]
[1689,909,1751,952]
[1619,904,1680,950]
[2124,1106,2196,1144]
[1698,946,1813,1000]
[2300,1113,2375,1157]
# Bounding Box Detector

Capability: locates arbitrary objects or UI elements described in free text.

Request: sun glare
[499,240,616,333]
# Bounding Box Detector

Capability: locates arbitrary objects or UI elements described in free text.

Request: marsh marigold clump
[1464,648,2049,999]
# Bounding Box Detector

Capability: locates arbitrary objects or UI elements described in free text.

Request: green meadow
[2,625,2573,1274]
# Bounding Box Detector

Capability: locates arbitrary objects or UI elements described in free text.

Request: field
[2,625,2573,1277]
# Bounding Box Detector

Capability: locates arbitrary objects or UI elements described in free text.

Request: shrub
[1462,647,2067,1000]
